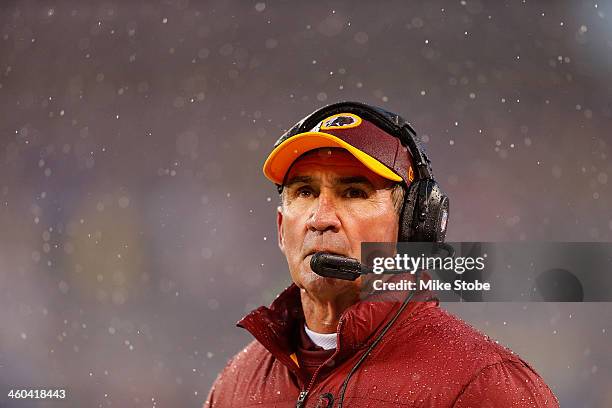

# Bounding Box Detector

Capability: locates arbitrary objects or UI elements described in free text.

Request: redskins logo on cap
[310,113,363,132]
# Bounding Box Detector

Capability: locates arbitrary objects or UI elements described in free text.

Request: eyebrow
[284,175,313,187]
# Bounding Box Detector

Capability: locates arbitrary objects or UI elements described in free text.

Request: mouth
[304,249,348,260]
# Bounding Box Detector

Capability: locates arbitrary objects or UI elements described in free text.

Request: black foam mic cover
[310,252,362,281]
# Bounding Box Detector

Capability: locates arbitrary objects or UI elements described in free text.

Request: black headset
[274,101,449,243]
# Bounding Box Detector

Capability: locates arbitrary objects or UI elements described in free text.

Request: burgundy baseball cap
[263,112,414,185]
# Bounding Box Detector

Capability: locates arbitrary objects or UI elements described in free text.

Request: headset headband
[276,101,434,183]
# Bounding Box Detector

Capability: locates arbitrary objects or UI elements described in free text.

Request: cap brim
[262,131,403,185]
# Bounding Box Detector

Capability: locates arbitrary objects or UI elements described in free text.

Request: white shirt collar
[304,324,337,350]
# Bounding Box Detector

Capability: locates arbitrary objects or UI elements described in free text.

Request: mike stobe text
[372,279,491,291]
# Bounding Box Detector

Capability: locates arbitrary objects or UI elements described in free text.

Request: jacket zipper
[295,391,308,408]
[295,320,345,408]
[295,288,420,407]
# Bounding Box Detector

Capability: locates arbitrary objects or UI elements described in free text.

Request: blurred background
[1,0,611,407]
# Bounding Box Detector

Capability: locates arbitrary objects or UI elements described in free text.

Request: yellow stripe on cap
[262,131,403,185]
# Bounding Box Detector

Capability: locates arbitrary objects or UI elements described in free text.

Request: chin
[297,266,360,299]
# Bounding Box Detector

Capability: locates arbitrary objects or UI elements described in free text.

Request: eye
[344,187,367,199]
[296,186,314,198]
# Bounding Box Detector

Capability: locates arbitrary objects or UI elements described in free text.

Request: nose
[305,192,341,233]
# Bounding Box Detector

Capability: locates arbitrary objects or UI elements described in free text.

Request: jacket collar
[237,275,438,372]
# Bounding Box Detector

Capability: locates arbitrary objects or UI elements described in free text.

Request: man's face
[277,148,400,301]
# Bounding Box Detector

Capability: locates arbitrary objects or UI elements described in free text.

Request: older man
[204,102,559,407]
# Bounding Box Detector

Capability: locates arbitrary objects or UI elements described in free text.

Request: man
[204,102,559,407]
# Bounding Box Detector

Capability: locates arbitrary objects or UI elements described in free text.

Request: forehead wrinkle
[335,176,374,187]
[285,168,382,191]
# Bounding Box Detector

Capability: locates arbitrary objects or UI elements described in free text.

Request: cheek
[280,212,305,255]
[348,209,399,243]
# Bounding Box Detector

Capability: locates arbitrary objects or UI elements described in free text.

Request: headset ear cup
[398,182,420,242]
[418,181,450,242]
[398,180,450,242]
[424,185,449,242]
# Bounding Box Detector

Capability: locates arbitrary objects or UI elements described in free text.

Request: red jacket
[204,284,559,407]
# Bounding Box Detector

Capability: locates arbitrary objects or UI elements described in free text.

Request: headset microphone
[310,252,412,281]
[310,244,456,281]
[310,252,366,280]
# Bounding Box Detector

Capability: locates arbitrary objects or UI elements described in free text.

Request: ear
[276,206,286,254]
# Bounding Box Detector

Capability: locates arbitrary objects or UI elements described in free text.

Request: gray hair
[389,183,406,215]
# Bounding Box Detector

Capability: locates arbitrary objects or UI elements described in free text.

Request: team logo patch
[318,113,362,131]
